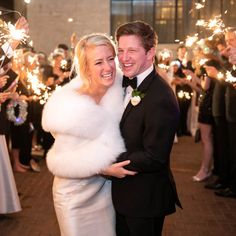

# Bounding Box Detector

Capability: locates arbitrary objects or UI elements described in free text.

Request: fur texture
[42,73,125,178]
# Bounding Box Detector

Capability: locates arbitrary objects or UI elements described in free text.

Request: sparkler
[216,72,224,80]
[225,71,236,84]
[186,75,192,81]
[199,58,209,66]
[158,63,169,71]
[0,15,30,69]
[2,22,29,43]
[185,35,198,47]
[196,20,206,27]
[26,69,51,104]
[195,3,205,10]
[195,15,225,32]
[177,90,192,100]
[60,59,68,70]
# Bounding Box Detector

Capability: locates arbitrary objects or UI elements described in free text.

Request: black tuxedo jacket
[112,69,182,218]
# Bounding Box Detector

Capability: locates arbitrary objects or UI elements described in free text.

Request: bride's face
[87,45,116,89]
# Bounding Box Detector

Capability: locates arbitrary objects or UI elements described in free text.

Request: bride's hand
[101,160,137,178]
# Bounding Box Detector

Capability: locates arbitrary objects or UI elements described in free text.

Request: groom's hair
[115,20,158,53]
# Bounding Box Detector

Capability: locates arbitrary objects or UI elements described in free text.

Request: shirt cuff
[2,42,14,59]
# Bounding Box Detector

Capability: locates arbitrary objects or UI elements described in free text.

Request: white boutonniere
[131,89,145,106]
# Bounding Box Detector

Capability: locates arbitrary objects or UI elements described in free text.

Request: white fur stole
[42,73,125,178]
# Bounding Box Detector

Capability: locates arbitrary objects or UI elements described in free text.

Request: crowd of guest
[0,16,78,214]
[156,28,236,199]
[1,40,75,171]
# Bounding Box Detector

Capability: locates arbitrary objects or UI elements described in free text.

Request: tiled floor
[0,136,236,236]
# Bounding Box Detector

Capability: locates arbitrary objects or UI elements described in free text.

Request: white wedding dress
[53,175,115,236]
[0,135,21,214]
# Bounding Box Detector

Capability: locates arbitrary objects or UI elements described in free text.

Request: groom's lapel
[120,69,156,127]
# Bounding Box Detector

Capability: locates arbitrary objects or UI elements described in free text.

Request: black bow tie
[122,76,137,89]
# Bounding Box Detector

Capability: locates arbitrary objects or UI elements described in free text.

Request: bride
[42,33,135,236]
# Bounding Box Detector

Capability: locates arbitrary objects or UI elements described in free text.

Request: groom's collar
[136,64,154,87]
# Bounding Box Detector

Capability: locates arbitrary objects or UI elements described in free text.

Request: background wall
[16,0,110,55]
[11,0,179,57]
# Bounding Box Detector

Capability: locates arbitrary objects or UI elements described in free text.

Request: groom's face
[117,35,153,78]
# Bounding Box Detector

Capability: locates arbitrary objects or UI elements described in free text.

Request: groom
[112,21,182,236]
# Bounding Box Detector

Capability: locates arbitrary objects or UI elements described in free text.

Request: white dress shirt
[123,65,154,108]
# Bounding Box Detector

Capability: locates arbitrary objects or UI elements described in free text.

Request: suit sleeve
[117,87,179,173]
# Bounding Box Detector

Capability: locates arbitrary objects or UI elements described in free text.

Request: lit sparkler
[177,90,192,100]
[195,3,205,9]
[185,34,198,47]
[158,63,169,71]
[208,16,225,31]
[196,20,206,27]
[26,69,51,104]
[186,75,192,81]
[216,72,224,80]
[195,15,225,36]
[225,71,236,83]
[0,22,29,43]
[199,59,209,66]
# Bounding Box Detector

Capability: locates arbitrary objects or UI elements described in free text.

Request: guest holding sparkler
[204,36,230,191]
[200,29,236,198]
[0,16,29,214]
[192,57,219,182]
[10,51,41,172]
[214,27,236,198]
[172,45,194,137]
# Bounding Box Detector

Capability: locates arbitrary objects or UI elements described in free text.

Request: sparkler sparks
[196,20,206,27]
[159,49,172,60]
[185,35,198,47]
[0,22,29,44]
[195,15,225,33]
[217,72,224,80]
[186,75,192,81]
[7,22,29,42]
[177,90,192,100]
[158,63,169,71]
[195,3,205,9]
[225,71,236,83]
[26,69,51,104]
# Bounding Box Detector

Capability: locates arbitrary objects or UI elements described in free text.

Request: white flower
[131,95,141,106]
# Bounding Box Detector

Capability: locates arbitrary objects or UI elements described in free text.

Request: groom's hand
[101,160,137,178]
